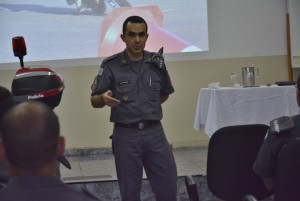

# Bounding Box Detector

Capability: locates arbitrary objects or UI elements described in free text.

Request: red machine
[12,67,64,109]
[11,36,65,110]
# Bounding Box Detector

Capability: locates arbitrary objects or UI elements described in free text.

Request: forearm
[90,94,105,108]
[160,95,169,104]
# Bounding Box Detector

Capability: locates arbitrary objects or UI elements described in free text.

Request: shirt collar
[120,50,152,66]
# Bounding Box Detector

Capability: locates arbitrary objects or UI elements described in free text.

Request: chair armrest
[185,175,199,201]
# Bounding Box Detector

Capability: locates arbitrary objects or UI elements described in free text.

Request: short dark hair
[122,15,148,35]
[0,101,60,171]
[0,86,14,125]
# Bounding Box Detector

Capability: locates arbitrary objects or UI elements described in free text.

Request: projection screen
[0,0,208,67]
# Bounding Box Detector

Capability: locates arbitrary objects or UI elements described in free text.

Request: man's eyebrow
[128,31,146,35]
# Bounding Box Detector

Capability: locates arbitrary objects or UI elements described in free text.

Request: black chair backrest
[275,139,300,201]
[207,124,273,201]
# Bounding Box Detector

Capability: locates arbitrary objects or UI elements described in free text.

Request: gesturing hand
[103,90,120,107]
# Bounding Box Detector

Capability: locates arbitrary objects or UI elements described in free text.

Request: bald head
[0,101,60,172]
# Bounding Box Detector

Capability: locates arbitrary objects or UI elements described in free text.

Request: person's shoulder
[102,52,122,65]
[144,49,165,60]
[144,50,153,58]
[269,116,295,136]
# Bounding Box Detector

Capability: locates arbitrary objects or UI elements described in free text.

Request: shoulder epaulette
[147,47,165,70]
[102,52,120,64]
[269,116,294,135]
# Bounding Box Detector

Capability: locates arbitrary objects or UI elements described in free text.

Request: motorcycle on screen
[67,0,131,15]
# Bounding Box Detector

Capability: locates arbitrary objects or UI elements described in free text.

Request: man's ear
[56,136,65,158]
[0,140,7,160]
[120,34,125,42]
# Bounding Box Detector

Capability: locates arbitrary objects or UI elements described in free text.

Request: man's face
[121,22,148,60]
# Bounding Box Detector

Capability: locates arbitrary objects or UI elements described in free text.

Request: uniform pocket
[114,78,136,102]
[140,71,162,101]
[150,81,161,90]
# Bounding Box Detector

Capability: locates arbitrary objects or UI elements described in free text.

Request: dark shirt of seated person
[0,86,15,186]
[0,102,99,201]
[0,86,14,123]
[253,74,300,191]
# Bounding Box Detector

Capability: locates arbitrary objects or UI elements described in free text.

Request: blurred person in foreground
[0,101,100,201]
[253,74,300,191]
[0,86,15,187]
[90,16,178,201]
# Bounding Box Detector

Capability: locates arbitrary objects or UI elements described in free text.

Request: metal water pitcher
[242,66,259,87]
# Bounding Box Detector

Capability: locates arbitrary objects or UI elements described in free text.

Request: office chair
[185,124,273,201]
[185,175,199,201]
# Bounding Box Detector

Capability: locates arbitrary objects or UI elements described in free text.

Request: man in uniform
[0,102,100,201]
[90,16,178,201]
[253,74,300,191]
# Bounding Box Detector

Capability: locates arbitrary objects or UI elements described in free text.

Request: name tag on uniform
[119,80,130,86]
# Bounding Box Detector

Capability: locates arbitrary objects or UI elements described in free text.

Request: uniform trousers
[112,122,178,201]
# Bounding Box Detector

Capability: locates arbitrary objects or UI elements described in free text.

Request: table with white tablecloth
[194,85,299,137]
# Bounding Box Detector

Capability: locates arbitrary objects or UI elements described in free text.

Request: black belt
[115,120,160,130]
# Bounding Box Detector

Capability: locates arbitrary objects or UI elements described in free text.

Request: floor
[60,147,211,201]
[60,147,207,184]
[60,147,274,201]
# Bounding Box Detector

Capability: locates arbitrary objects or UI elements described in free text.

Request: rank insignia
[123,95,128,101]
[98,68,104,75]
[91,75,99,91]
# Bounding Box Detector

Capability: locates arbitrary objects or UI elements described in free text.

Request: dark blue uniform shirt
[253,115,300,178]
[0,175,100,201]
[91,50,174,124]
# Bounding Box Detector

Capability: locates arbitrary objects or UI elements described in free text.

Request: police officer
[90,16,178,201]
[0,102,101,201]
[253,74,300,191]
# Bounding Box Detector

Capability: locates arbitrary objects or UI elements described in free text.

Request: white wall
[0,0,287,69]
[288,0,300,67]
[0,56,290,150]
[204,0,287,58]
[0,0,293,150]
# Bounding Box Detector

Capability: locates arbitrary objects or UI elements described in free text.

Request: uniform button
[138,123,144,129]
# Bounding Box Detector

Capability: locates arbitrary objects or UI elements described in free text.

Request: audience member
[253,74,300,191]
[0,101,100,201]
[0,86,15,187]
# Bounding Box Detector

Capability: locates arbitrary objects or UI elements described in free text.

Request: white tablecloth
[194,85,299,137]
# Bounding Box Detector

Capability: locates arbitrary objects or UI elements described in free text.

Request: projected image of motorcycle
[67,0,131,15]
[98,5,202,57]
